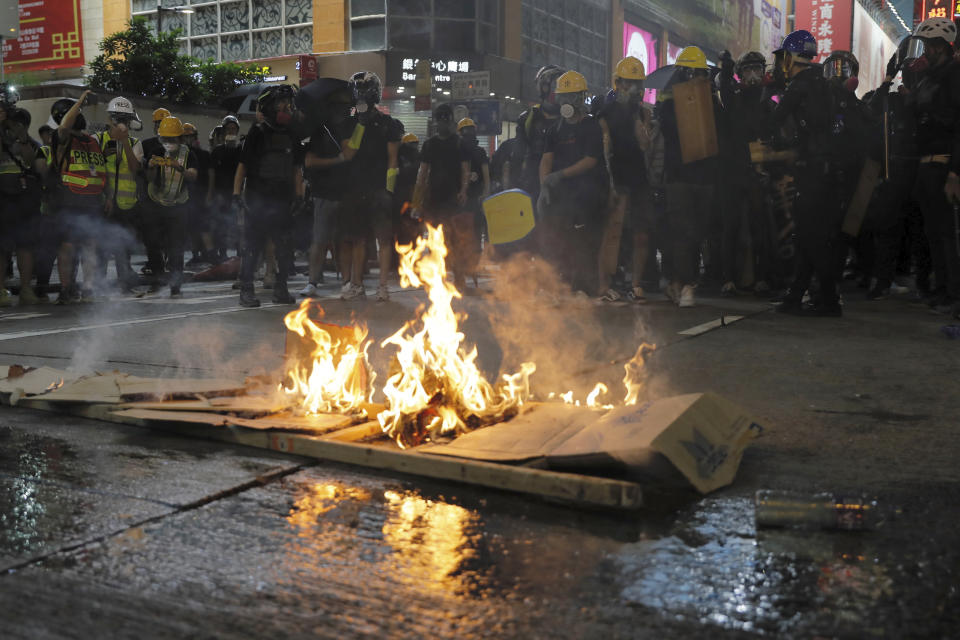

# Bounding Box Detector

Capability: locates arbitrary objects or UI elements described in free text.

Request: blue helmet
[774,30,817,59]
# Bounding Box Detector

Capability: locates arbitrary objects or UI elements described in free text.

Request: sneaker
[678,284,696,308]
[376,284,390,302]
[17,285,42,306]
[720,281,738,297]
[299,283,320,298]
[629,286,646,303]
[0,289,13,307]
[340,283,366,300]
[239,288,261,308]
[600,288,622,302]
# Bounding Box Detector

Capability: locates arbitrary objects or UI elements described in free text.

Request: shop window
[390,17,431,50]
[352,0,385,17]
[435,0,475,19]
[352,18,386,50]
[434,19,475,52]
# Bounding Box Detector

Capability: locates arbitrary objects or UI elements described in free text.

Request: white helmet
[107,96,136,115]
[914,17,957,45]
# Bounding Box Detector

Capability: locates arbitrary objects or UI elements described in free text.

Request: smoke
[483,251,661,404]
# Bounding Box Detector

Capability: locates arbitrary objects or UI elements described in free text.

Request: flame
[624,343,657,405]
[45,378,64,393]
[281,299,375,414]
[378,224,535,447]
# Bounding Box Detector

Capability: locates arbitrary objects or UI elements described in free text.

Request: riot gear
[349,71,382,107]
[257,84,296,128]
[736,51,766,86]
[823,51,859,82]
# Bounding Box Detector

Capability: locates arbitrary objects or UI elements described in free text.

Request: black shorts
[337,190,392,241]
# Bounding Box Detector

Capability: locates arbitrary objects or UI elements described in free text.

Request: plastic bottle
[754,490,896,531]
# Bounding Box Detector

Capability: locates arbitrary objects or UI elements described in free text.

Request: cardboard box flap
[419,404,598,462]
[0,365,82,396]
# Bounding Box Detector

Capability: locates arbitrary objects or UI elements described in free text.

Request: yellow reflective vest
[98,131,139,210]
[147,144,190,206]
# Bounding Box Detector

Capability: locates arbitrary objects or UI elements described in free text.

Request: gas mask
[740,66,764,86]
[160,137,179,153]
[617,80,645,104]
[557,94,583,119]
[436,119,455,137]
[274,110,292,127]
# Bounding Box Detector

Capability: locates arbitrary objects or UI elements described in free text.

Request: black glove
[885,51,899,80]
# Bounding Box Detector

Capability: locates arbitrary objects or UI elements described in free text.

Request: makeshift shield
[672,77,719,164]
[483,189,536,245]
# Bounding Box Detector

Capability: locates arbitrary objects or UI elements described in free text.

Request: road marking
[677,315,745,336]
[0,313,51,321]
[135,294,237,305]
[0,304,285,342]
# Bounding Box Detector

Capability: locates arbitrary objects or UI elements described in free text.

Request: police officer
[517,65,565,203]
[337,71,403,302]
[656,46,718,308]
[49,91,107,303]
[910,18,960,318]
[597,56,653,303]
[539,70,606,295]
[0,90,46,306]
[233,84,303,307]
[772,30,868,317]
[98,96,142,293]
[140,116,198,297]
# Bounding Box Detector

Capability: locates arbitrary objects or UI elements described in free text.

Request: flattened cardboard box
[423,392,763,494]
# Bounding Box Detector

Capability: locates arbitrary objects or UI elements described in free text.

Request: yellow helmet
[614,56,646,81]
[181,122,198,136]
[401,133,418,144]
[675,46,708,70]
[457,117,476,131]
[555,70,588,94]
[157,116,184,137]
[152,107,171,122]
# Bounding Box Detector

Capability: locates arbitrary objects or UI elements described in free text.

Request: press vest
[98,131,139,210]
[147,144,190,206]
[59,133,106,195]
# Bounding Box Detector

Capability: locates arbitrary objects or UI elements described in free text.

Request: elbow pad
[347,124,366,150]
[386,167,398,193]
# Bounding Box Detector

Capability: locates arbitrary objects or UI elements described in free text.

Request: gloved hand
[885,51,899,81]
[542,171,564,190]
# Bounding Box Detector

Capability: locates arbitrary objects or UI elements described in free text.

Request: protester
[458,117,490,285]
[517,65,565,204]
[210,115,242,260]
[233,84,303,307]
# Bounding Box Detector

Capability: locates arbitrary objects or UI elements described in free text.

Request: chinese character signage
[923,0,952,18]
[2,0,85,74]
[452,71,491,100]
[794,0,853,62]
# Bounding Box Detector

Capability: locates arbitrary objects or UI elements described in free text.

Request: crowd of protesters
[1,17,960,320]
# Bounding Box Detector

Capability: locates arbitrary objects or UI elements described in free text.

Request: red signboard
[794,0,854,62]
[922,0,953,19]
[297,55,318,87]
[2,0,85,74]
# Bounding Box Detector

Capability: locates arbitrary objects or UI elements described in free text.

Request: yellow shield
[482,189,536,245]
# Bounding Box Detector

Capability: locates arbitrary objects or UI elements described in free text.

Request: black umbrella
[643,65,678,91]
[296,77,353,112]
[219,82,270,114]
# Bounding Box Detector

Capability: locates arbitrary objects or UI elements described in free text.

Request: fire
[281,300,375,414]
[378,224,536,447]
[624,343,657,405]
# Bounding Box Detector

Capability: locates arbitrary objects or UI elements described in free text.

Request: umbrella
[219,82,271,114]
[643,65,678,91]
[295,77,354,115]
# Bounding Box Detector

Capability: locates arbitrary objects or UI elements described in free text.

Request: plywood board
[0,366,82,396]
[111,409,354,434]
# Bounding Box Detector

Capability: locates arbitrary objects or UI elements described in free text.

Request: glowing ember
[281,300,375,414]
[378,224,536,447]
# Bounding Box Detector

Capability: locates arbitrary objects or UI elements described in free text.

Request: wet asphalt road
[1,271,959,638]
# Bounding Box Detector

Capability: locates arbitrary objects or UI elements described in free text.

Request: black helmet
[535,64,563,83]
[11,107,31,128]
[735,51,766,76]
[822,50,859,80]
[349,71,382,105]
[51,97,85,130]
[257,84,295,113]
[221,114,240,128]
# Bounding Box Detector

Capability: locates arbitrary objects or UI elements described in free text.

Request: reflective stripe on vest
[0,152,19,175]
[99,132,139,210]
[147,144,189,206]
[61,134,106,195]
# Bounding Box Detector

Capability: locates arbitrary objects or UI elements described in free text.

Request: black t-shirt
[461,138,489,200]
[340,109,404,193]
[239,122,303,199]
[305,124,348,201]
[211,143,242,196]
[598,100,647,184]
[544,115,604,192]
[421,134,468,206]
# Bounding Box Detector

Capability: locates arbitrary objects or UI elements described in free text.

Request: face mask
[559,103,576,119]
[224,134,239,146]
[275,111,292,127]
[844,77,859,93]
[436,121,454,137]
[356,102,369,114]
[163,142,179,153]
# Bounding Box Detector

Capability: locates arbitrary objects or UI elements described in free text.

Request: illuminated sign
[923,0,951,18]
[401,57,470,84]
[795,0,853,62]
